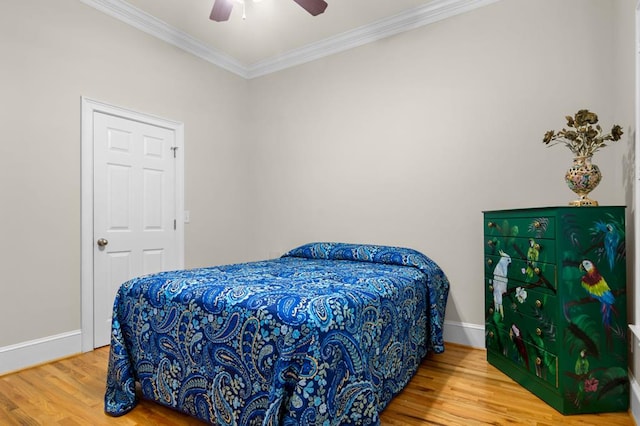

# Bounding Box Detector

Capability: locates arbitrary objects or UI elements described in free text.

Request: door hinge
[174,219,177,230]
[171,146,178,158]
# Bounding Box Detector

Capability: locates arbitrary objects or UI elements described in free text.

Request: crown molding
[246,0,501,78]
[79,0,249,78]
[80,0,500,80]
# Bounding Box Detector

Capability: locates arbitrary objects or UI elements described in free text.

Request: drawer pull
[535,357,542,366]
[535,299,542,308]
[488,221,496,228]
[489,285,494,292]
[487,240,495,247]
[536,328,542,336]
[534,243,541,251]
[533,221,541,229]
[488,331,494,338]
[534,267,541,275]
[487,259,493,266]
[489,307,494,314]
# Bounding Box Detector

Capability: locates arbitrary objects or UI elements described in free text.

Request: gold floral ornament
[543,109,623,157]
[543,109,623,206]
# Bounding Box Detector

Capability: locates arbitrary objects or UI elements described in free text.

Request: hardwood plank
[0,343,633,425]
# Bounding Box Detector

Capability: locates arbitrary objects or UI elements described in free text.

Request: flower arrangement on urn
[543,109,623,206]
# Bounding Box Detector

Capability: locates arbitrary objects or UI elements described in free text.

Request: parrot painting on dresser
[580,259,616,347]
[592,220,622,271]
[510,324,529,369]
[492,250,511,319]
[524,238,539,278]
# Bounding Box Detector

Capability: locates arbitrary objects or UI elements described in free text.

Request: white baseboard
[0,322,484,375]
[0,330,82,376]
[444,320,485,348]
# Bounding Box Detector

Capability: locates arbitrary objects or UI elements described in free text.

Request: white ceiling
[82,0,498,78]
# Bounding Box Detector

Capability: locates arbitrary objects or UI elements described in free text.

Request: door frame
[80,97,185,352]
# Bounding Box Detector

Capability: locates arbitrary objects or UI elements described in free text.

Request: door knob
[97,238,109,247]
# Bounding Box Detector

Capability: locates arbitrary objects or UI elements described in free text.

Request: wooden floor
[0,343,633,425]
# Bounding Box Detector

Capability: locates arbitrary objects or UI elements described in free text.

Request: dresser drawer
[505,307,557,354]
[486,343,558,390]
[484,216,555,239]
[485,280,558,320]
[484,235,556,264]
[486,284,558,352]
[513,286,557,323]
[485,255,557,293]
[529,343,558,389]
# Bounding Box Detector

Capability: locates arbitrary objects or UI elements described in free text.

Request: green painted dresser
[483,206,628,414]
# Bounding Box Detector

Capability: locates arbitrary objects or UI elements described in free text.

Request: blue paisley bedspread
[104,242,449,425]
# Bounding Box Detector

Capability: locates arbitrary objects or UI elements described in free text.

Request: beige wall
[247,0,630,328]
[0,0,634,354]
[0,0,252,346]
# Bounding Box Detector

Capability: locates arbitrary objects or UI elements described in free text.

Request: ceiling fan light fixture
[210,0,326,22]
[235,0,256,20]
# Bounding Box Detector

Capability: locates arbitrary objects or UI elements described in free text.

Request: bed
[105,242,449,425]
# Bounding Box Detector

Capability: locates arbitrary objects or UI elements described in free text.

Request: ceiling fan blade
[293,0,328,16]
[210,0,233,22]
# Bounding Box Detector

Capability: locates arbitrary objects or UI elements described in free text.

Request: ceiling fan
[210,0,328,22]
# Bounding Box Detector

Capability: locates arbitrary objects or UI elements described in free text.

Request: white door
[92,111,180,347]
